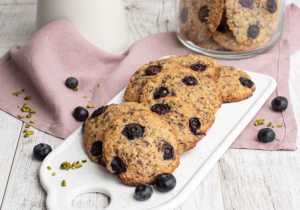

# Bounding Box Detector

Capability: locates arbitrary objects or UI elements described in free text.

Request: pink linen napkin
[0,4,299,150]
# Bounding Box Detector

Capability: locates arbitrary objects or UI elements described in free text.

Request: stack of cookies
[83,54,256,186]
[178,0,279,51]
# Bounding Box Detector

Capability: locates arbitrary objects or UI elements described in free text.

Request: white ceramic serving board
[40,67,276,210]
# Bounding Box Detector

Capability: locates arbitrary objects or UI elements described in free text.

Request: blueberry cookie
[124,54,221,103]
[218,66,256,102]
[225,0,279,46]
[103,110,180,186]
[83,102,147,165]
[213,31,270,51]
[178,0,225,43]
[146,97,214,154]
[140,68,223,115]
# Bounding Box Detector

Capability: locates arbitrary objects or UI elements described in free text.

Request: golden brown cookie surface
[140,68,222,115]
[103,110,180,186]
[218,66,256,102]
[83,102,147,165]
[146,97,214,154]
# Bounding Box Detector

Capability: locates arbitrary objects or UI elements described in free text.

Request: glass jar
[175,0,285,59]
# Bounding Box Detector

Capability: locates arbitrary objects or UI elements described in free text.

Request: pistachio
[82,160,87,163]
[25,124,30,128]
[76,161,79,164]
[26,114,31,118]
[87,104,92,108]
[24,102,27,105]
[22,89,25,92]
[66,162,71,171]
[72,162,76,168]
[62,180,67,187]
[83,96,88,98]
[24,96,32,100]
[23,129,27,133]
[89,90,92,92]
[75,163,83,168]
[98,84,101,87]
[52,172,56,176]
[27,131,34,135]
[24,134,30,138]
[74,87,78,91]
[30,120,34,123]
[18,115,24,119]
[267,122,272,127]
[47,166,52,170]
[13,91,22,96]
[277,124,283,127]
[29,110,36,114]
[254,119,265,126]
[272,125,274,128]
[17,106,20,108]
[88,100,91,103]
[91,106,95,108]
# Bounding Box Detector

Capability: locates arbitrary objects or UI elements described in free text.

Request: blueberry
[154,173,176,192]
[65,77,78,89]
[271,96,288,112]
[257,128,275,143]
[134,184,153,201]
[33,143,52,160]
[73,106,89,121]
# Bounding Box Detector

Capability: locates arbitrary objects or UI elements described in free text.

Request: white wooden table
[0,1,300,209]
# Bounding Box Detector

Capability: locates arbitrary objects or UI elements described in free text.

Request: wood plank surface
[0,111,23,208]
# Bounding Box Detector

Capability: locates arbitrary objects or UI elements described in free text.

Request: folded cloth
[0,4,299,150]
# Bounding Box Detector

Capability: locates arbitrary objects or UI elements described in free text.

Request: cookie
[218,66,256,102]
[225,0,279,46]
[103,110,180,186]
[83,102,147,165]
[124,54,221,103]
[213,31,270,51]
[146,97,214,154]
[140,68,223,115]
[178,0,225,43]
[195,38,225,50]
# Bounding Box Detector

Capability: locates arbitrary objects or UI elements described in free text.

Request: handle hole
[71,192,110,210]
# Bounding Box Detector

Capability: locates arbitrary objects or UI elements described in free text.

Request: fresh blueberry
[154,173,176,192]
[65,77,78,89]
[257,128,275,143]
[33,143,52,160]
[271,96,288,112]
[73,106,89,121]
[134,184,153,201]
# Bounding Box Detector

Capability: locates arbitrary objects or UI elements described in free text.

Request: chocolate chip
[111,157,126,174]
[190,63,207,72]
[153,87,169,99]
[151,104,171,115]
[180,7,188,23]
[162,142,174,160]
[247,25,260,39]
[145,66,162,75]
[266,0,277,13]
[239,0,254,8]
[239,77,254,88]
[92,105,108,118]
[198,6,210,23]
[90,141,103,156]
[182,76,198,86]
[122,123,144,140]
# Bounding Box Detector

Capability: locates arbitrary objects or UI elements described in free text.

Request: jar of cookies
[176,0,284,59]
